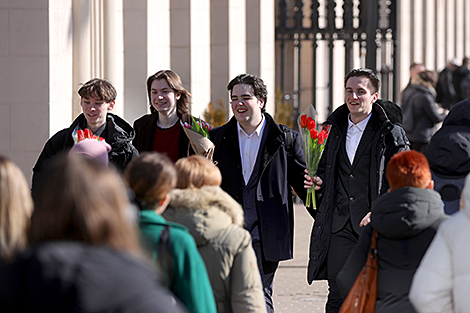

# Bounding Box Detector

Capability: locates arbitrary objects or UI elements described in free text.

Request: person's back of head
[29,153,141,254]
[124,152,177,213]
[416,70,438,89]
[69,138,111,166]
[175,155,222,189]
[386,150,432,191]
[0,156,33,260]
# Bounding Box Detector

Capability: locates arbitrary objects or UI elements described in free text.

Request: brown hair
[146,70,191,118]
[78,78,117,103]
[124,152,177,210]
[175,155,222,189]
[28,154,142,255]
[417,70,438,88]
[227,74,268,113]
[386,150,432,191]
[0,156,33,259]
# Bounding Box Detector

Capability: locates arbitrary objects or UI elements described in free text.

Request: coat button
[349,196,354,201]
[349,174,354,178]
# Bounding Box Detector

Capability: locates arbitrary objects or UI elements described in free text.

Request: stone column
[211,0,246,118]
[73,0,91,118]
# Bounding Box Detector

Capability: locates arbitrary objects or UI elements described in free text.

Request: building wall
[0,0,275,184]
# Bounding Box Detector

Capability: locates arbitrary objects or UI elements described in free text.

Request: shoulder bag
[339,229,379,313]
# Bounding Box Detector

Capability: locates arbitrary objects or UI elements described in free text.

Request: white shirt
[238,117,266,184]
[346,113,371,164]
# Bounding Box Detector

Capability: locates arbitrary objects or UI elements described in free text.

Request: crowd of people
[0,63,469,313]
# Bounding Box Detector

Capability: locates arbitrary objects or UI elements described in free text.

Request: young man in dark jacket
[307,68,409,313]
[209,74,312,313]
[32,78,138,198]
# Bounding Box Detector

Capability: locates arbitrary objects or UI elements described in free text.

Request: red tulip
[300,114,307,128]
[307,118,316,131]
[310,129,318,140]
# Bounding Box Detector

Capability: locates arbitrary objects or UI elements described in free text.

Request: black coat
[32,113,138,197]
[308,100,409,282]
[336,187,447,313]
[426,99,470,177]
[209,113,312,262]
[0,241,188,313]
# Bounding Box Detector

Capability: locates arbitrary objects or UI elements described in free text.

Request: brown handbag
[339,229,379,313]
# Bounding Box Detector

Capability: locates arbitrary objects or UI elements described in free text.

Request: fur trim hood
[164,186,245,245]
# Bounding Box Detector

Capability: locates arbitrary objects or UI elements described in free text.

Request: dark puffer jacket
[307,100,409,283]
[426,99,470,177]
[0,241,187,313]
[32,113,138,197]
[336,187,447,313]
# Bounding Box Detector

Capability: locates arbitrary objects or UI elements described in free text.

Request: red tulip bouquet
[181,115,215,161]
[72,128,106,144]
[298,106,330,209]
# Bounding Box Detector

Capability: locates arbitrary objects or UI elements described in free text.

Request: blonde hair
[124,152,177,210]
[28,154,142,255]
[175,155,222,189]
[0,156,33,259]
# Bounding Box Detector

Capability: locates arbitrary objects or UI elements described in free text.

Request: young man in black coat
[209,74,313,313]
[307,68,409,313]
[32,78,138,198]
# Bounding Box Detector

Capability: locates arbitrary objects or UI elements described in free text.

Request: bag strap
[279,124,294,159]
[158,225,174,289]
[370,229,378,259]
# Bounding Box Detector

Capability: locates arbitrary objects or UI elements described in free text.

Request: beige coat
[164,186,266,313]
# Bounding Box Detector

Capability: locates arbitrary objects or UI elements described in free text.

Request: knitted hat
[70,138,111,166]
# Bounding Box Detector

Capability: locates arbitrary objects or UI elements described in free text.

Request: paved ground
[272,203,328,312]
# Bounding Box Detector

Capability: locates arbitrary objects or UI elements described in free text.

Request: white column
[72,0,91,118]
[228,0,246,79]
[148,0,171,72]
[103,0,124,116]
[190,0,211,118]
[170,0,191,96]
[211,0,246,118]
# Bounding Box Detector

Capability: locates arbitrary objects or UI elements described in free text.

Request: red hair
[386,150,431,191]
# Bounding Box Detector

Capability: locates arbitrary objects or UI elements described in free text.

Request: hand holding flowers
[299,107,330,209]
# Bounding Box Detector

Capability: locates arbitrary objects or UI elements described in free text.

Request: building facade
[0,0,468,183]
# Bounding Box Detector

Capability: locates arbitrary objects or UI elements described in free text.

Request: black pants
[326,219,359,313]
[252,240,279,313]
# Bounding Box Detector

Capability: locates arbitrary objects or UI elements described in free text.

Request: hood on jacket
[371,187,447,239]
[442,99,470,127]
[426,99,470,176]
[165,186,244,245]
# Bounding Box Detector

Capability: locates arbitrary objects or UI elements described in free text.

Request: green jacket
[139,210,217,313]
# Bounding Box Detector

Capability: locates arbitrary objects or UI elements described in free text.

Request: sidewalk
[272,203,328,312]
